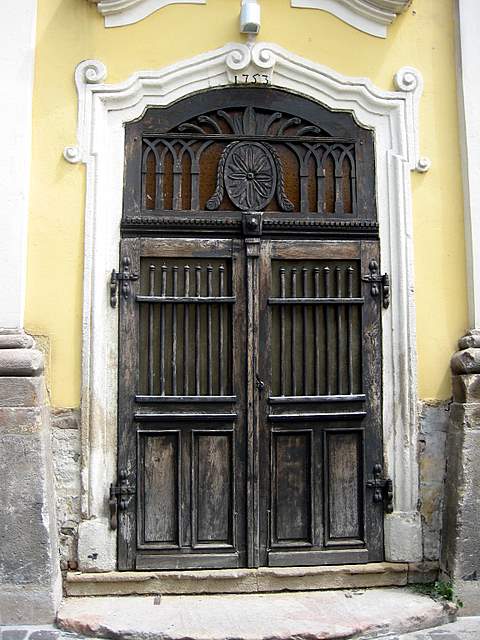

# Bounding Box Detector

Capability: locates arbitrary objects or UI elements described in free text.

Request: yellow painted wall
[26,0,467,407]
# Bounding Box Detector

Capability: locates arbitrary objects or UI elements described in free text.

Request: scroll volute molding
[290,0,413,38]
[87,0,206,28]
[88,0,412,35]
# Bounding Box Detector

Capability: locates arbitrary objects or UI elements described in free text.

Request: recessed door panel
[193,430,234,547]
[272,430,313,546]
[140,431,180,547]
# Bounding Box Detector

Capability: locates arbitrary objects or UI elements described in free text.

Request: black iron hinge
[366,463,393,513]
[361,260,390,309]
[110,256,139,307]
[109,470,136,530]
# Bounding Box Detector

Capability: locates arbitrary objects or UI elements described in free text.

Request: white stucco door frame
[65,41,429,571]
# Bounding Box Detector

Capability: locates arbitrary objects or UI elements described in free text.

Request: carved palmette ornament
[206,141,294,212]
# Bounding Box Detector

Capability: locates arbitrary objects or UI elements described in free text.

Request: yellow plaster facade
[26,0,466,407]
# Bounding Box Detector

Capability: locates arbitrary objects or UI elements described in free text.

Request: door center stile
[244,213,263,569]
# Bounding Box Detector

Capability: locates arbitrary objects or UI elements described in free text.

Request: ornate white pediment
[88,0,205,27]
[290,0,412,38]
[88,0,411,34]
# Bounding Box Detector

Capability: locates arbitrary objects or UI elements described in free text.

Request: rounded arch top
[124,85,375,224]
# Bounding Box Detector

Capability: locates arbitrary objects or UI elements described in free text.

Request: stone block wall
[418,401,449,562]
[441,330,480,615]
[51,409,81,571]
[0,331,62,624]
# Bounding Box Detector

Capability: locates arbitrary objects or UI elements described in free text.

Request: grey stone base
[0,331,61,624]
[64,562,439,596]
[441,330,480,616]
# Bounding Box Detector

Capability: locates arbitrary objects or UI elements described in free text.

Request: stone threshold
[57,587,457,640]
[65,561,438,596]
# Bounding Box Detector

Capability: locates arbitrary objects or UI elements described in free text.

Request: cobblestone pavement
[1,618,479,640]
[0,628,93,640]
[378,617,480,639]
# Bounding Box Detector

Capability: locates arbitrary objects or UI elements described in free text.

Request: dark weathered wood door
[117,235,384,570]
[256,239,384,566]
[118,238,247,570]
[116,86,386,571]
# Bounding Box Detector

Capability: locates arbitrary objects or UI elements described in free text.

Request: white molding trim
[291,0,412,38]
[66,41,428,570]
[0,1,38,329]
[88,0,205,28]
[455,0,480,329]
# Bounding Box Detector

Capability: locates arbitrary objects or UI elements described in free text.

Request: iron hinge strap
[109,470,136,530]
[366,463,393,514]
[110,256,139,308]
[361,260,390,309]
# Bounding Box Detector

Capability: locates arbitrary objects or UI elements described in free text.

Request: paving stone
[57,588,454,640]
[1,631,29,640]
[29,631,63,640]
[380,616,480,638]
[0,629,90,640]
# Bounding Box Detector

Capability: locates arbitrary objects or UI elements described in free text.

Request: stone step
[57,587,456,640]
[65,562,438,597]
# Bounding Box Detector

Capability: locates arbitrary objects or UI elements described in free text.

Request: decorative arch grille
[123,87,376,232]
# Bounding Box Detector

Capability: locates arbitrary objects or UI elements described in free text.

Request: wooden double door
[117,233,385,570]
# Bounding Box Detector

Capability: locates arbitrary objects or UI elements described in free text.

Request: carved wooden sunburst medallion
[223,142,277,210]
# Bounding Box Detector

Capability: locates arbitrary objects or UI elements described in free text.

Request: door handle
[255,375,265,391]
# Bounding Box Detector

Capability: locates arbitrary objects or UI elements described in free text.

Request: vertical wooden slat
[300,170,309,213]
[316,152,325,213]
[302,267,308,395]
[335,266,342,394]
[323,266,331,395]
[291,268,297,396]
[148,265,155,395]
[191,163,200,210]
[156,167,164,210]
[159,264,167,395]
[334,153,344,214]
[143,150,157,210]
[183,265,190,395]
[172,266,178,395]
[314,267,320,395]
[219,265,225,396]
[280,267,286,396]
[347,265,354,395]
[156,145,165,210]
[351,150,357,215]
[173,158,182,210]
[195,265,201,395]
[207,265,213,395]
